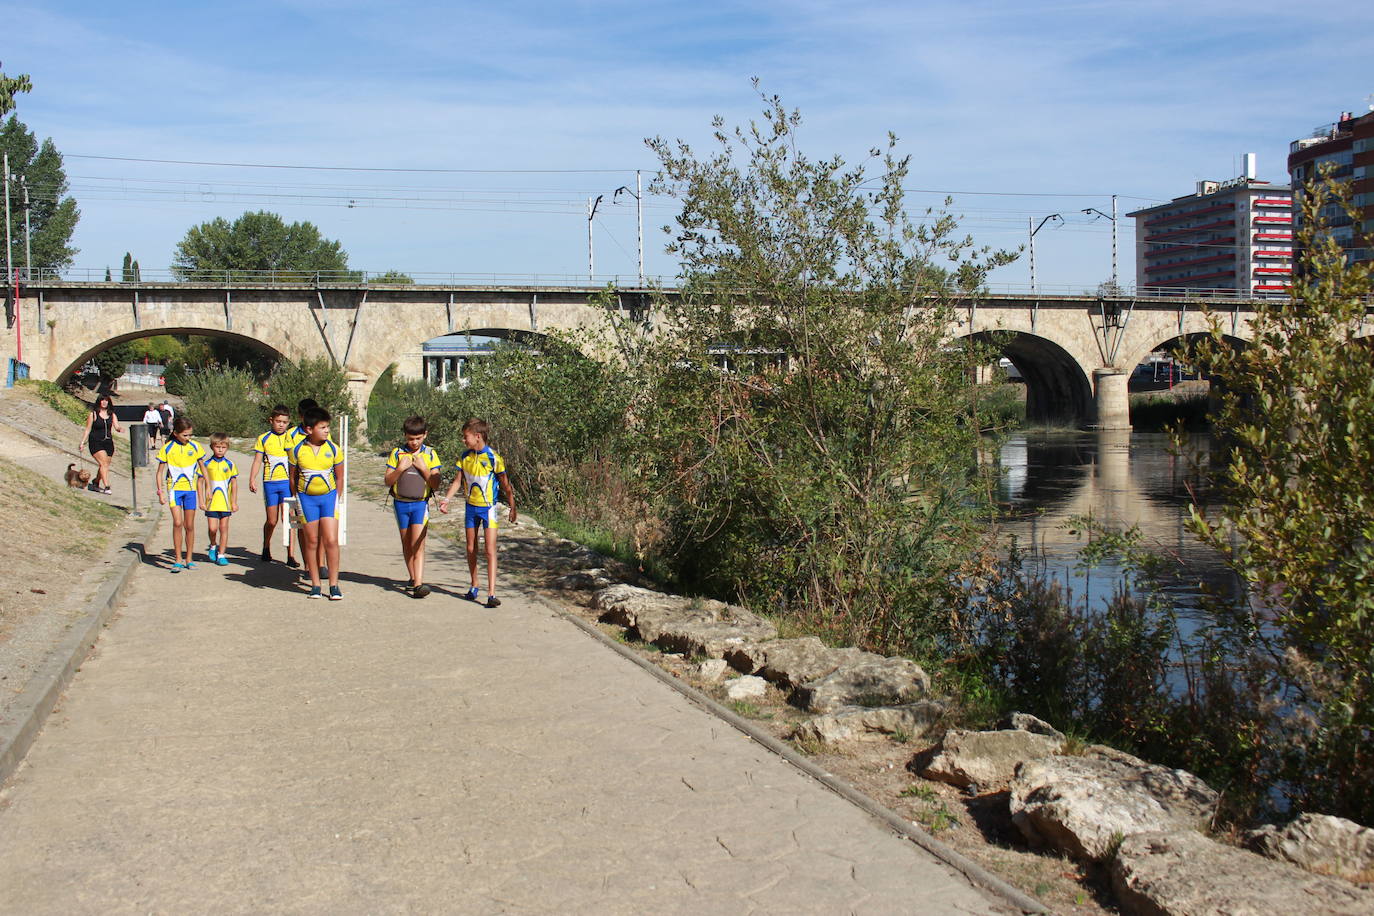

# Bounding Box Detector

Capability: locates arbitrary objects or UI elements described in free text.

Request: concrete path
[0,461,1015,915]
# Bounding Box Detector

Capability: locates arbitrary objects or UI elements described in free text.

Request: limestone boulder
[916,728,1064,792]
[793,656,931,714]
[725,637,875,690]
[652,606,778,658]
[1010,753,1218,862]
[593,584,682,630]
[697,658,729,682]
[1111,830,1374,916]
[794,701,944,745]
[553,568,616,591]
[1246,813,1374,884]
[998,711,1066,742]
[725,676,768,701]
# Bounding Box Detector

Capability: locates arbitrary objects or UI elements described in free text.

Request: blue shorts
[205,510,232,519]
[394,499,429,530]
[262,480,291,507]
[171,490,198,511]
[465,503,499,530]
[299,490,339,523]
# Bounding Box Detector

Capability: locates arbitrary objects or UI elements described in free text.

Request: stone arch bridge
[3,281,1340,428]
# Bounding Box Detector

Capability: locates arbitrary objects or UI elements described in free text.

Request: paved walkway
[0,457,1013,914]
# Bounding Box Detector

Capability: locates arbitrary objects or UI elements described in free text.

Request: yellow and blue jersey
[290,438,343,495]
[254,430,296,483]
[457,447,505,507]
[203,455,238,512]
[387,445,442,500]
[157,439,207,492]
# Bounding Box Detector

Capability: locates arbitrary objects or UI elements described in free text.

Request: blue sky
[6,0,1374,290]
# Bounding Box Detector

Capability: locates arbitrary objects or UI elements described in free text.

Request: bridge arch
[960,330,1095,427]
[55,328,289,387]
[1117,330,1250,389]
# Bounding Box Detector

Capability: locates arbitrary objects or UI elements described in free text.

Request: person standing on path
[158,400,175,442]
[289,406,345,601]
[79,393,122,494]
[383,415,443,598]
[202,433,239,567]
[156,417,208,572]
[249,405,298,565]
[439,417,516,609]
[142,403,163,451]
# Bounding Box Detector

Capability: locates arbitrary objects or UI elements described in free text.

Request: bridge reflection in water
[994,429,1241,622]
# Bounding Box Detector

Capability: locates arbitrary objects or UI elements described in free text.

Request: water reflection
[995,430,1240,619]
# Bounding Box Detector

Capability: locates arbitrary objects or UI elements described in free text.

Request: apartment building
[1288,108,1374,266]
[1128,156,1293,296]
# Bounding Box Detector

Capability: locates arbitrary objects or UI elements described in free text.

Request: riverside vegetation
[251,97,1374,833]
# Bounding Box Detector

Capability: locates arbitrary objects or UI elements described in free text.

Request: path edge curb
[540,597,1048,915]
[0,511,162,787]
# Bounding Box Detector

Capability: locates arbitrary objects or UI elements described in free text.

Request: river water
[994,429,1241,621]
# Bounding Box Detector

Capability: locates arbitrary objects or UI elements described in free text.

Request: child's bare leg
[184,510,197,561]
[206,516,220,551]
[465,527,480,590]
[220,517,230,555]
[170,505,186,564]
[262,504,279,551]
[484,528,498,596]
[302,523,320,587]
[319,518,340,587]
[408,525,427,586]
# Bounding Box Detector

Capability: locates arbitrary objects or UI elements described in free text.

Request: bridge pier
[1091,368,1131,430]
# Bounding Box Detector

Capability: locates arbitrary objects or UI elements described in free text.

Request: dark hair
[173,416,193,434]
[402,415,428,436]
[303,406,331,429]
[462,417,490,440]
[93,394,113,413]
[298,398,319,416]
[269,404,291,420]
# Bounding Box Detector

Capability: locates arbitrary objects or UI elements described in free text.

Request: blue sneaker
[185,561,198,570]
[170,563,185,573]
[329,586,343,601]
[207,547,218,563]
[216,555,229,566]
[464,587,480,602]
[307,586,323,599]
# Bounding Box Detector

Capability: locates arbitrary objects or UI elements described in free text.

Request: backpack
[393,447,432,501]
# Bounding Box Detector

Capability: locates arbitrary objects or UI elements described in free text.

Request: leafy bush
[17,378,88,425]
[366,364,447,453]
[178,368,262,437]
[264,357,356,433]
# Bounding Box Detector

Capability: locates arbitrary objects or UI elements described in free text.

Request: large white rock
[793,656,931,714]
[793,701,944,745]
[725,676,768,701]
[918,728,1065,792]
[1112,830,1374,916]
[1247,813,1374,884]
[592,584,776,655]
[1010,752,1219,862]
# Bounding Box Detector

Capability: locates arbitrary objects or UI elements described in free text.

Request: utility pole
[2,152,12,292]
[613,174,645,286]
[21,174,31,281]
[1028,213,1063,295]
[1082,196,1120,290]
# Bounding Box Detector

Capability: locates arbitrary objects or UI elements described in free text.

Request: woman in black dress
[80,393,122,494]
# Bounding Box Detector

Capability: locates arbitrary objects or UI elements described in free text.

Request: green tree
[172,210,353,281]
[1,115,80,274]
[619,89,1015,651]
[121,252,140,282]
[92,342,136,387]
[1188,173,1374,821]
[0,65,31,116]
[264,357,357,432]
[370,270,414,284]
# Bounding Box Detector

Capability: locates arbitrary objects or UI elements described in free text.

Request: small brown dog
[65,463,92,488]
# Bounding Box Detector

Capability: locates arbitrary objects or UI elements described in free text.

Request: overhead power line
[66,154,643,174]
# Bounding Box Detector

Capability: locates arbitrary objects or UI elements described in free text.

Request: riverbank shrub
[264,357,356,432]
[593,89,1016,654]
[16,378,88,425]
[178,368,261,437]
[1186,173,1374,823]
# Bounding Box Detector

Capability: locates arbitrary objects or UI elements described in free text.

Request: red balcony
[1254,283,1291,291]
[1144,238,1235,259]
[1253,250,1291,258]
[1144,269,1236,286]
[1253,232,1293,241]
[1145,219,1236,241]
[1145,202,1235,227]
[1255,266,1292,274]
[1145,252,1235,273]
[1253,198,1291,207]
[1253,215,1292,224]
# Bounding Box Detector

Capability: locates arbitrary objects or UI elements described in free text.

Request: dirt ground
[0,387,143,729]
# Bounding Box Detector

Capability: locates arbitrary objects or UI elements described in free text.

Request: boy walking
[249,405,298,565]
[439,418,516,608]
[383,416,443,598]
[156,417,208,571]
[289,406,345,600]
[203,433,239,566]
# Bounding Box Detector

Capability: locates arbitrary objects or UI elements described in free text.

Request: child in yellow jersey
[156,417,208,572]
[203,433,239,567]
[383,415,443,598]
[249,404,297,565]
[439,417,516,608]
[289,406,345,600]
